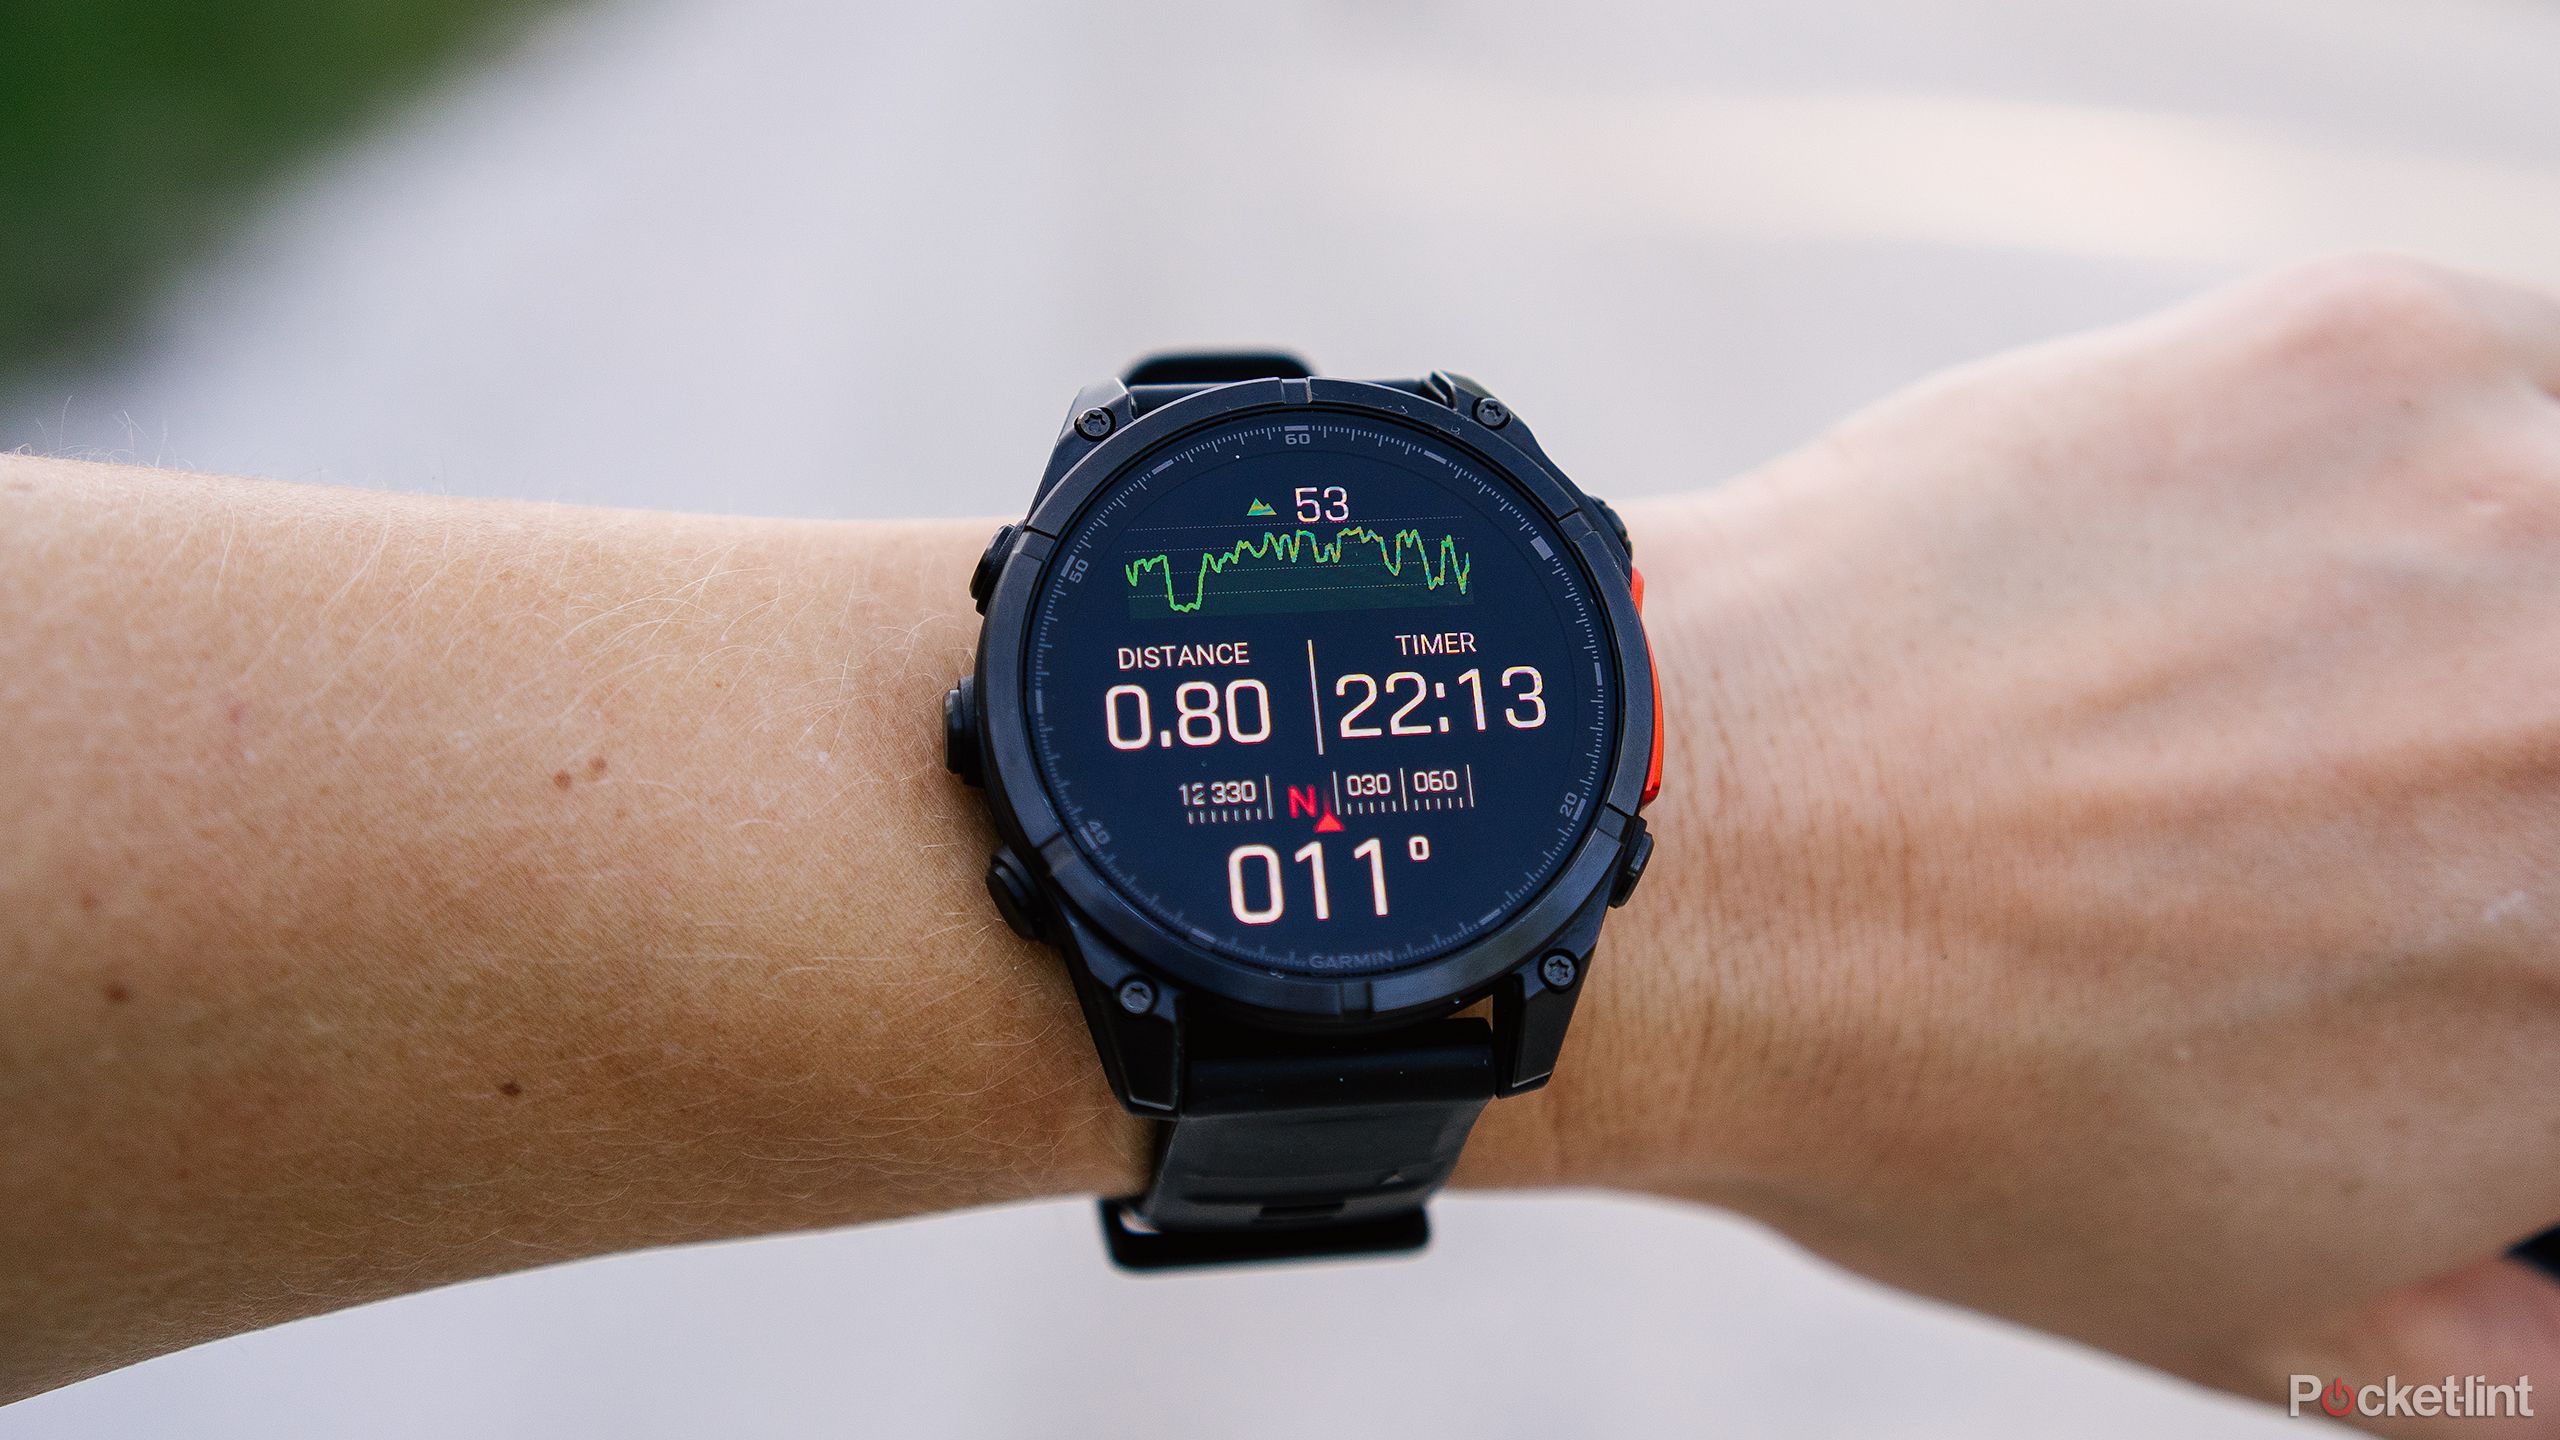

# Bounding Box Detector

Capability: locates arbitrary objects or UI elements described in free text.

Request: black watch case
[947,372,1657,1118]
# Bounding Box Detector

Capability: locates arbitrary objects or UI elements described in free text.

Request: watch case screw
[1473,396,1510,429]
[1539,952,1579,990]
[1076,407,1116,440]
[1116,978,1156,1014]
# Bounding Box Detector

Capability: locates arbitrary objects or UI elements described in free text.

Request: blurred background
[6,0,2558,1434]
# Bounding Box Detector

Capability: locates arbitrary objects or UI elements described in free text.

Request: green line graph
[1124,524,1474,617]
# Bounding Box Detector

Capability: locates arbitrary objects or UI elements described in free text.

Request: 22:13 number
[1335,665,1544,737]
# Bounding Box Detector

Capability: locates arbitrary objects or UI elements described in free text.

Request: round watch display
[1023,407,1620,976]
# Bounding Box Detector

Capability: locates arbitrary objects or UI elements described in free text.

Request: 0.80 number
[1107,679,1271,750]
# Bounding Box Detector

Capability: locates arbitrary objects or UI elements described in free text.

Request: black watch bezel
[970,376,1655,1028]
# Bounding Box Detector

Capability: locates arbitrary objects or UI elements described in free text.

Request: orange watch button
[1633,567,1663,809]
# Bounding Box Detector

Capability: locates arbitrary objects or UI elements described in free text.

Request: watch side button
[1609,818,1653,908]
[986,847,1046,941]
[969,523,1017,613]
[943,677,983,786]
[1592,497,1633,561]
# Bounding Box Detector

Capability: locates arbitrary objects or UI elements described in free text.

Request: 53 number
[1295,486,1348,523]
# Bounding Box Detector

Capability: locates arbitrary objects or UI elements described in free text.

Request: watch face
[1024,406,1620,977]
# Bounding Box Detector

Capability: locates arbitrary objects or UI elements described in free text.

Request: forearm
[0,457,1158,1395]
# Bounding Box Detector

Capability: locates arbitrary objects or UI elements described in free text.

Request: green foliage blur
[0,0,550,377]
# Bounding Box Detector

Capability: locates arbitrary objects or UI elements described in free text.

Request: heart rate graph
[1123,522,1476,619]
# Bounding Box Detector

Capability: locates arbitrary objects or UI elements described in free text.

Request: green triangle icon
[1245,498,1277,517]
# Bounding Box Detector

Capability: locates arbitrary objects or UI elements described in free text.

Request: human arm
[5,256,2559,1433]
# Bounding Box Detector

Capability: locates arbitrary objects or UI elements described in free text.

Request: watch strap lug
[1035,380,1136,503]
[1491,882,1613,1094]
[1493,956,1583,1096]
[1420,369,1492,409]
[1058,378,1133,441]
[1055,912,1181,1114]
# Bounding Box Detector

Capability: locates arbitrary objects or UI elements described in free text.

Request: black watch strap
[1097,349,1493,1271]
[1101,1017,1497,1271]
[1122,350,1313,386]
[1119,349,1318,419]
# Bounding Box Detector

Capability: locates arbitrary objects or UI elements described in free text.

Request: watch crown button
[969,523,1017,613]
[985,847,1046,941]
[943,677,983,786]
[1609,818,1653,908]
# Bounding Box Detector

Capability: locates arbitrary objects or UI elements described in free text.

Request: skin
[2,255,2556,1434]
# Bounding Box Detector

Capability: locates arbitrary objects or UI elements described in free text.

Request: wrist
[732,516,1154,1212]
[395,509,1155,1225]
[1458,474,1906,1220]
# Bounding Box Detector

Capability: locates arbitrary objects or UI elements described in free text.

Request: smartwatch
[942,352,1660,1270]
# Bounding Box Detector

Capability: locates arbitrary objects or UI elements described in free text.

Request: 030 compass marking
[1326,764,1478,817]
